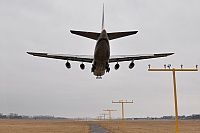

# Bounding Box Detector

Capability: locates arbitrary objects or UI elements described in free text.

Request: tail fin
[101,4,105,31]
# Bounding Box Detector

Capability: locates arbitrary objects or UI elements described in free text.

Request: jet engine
[114,63,120,70]
[65,62,71,69]
[80,63,85,70]
[129,62,135,69]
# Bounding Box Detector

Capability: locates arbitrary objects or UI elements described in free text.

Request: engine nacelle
[65,62,71,69]
[80,63,85,70]
[129,62,135,69]
[114,63,120,70]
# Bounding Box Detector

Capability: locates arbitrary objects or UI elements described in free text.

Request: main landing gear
[106,63,110,73]
[106,66,110,73]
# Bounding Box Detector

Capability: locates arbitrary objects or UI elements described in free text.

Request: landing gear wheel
[106,63,110,73]
[106,67,110,73]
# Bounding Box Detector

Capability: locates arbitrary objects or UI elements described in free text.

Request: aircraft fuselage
[93,29,110,77]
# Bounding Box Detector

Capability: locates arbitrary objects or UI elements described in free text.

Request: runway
[90,124,110,133]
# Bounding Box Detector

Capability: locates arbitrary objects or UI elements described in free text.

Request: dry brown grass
[99,120,200,133]
[0,119,200,133]
[0,119,90,133]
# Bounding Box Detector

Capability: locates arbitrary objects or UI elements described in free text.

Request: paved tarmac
[90,124,111,133]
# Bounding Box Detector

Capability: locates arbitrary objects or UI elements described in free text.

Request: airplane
[27,5,174,79]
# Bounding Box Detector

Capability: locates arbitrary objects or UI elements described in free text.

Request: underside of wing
[109,53,174,63]
[27,52,93,63]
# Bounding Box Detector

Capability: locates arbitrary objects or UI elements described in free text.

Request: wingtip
[164,52,174,57]
[27,52,36,56]
[154,52,175,57]
[70,30,77,34]
[168,52,175,55]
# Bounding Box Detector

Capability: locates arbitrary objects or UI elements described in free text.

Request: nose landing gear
[96,76,102,79]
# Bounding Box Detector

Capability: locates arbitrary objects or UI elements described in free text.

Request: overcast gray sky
[0,0,199,118]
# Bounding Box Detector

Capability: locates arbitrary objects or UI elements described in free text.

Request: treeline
[0,113,22,119]
[161,114,200,120]
[133,114,200,120]
[1,113,200,120]
[0,113,67,120]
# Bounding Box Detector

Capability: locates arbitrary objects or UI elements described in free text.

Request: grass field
[100,120,200,133]
[0,119,90,133]
[0,119,199,133]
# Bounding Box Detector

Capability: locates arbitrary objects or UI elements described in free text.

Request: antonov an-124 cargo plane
[27,6,174,79]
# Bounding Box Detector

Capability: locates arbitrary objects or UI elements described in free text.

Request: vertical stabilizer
[101,4,105,31]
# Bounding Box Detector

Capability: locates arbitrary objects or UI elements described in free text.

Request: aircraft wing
[109,53,174,63]
[27,52,93,63]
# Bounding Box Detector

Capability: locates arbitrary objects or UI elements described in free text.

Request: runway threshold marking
[90,124,110,133]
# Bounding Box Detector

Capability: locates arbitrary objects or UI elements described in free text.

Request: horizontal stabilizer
[70,30,100,40]
[108,31,138,40]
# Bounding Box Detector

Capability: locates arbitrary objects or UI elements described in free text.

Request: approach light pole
[148,64,198,133]
[103,109,117,126]
[100,113,108,121]
[98,115,103,121]
[112,100,133,132]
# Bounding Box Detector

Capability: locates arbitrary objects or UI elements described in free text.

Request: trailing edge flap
[108,31,138,40]
[70,30,100,40]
